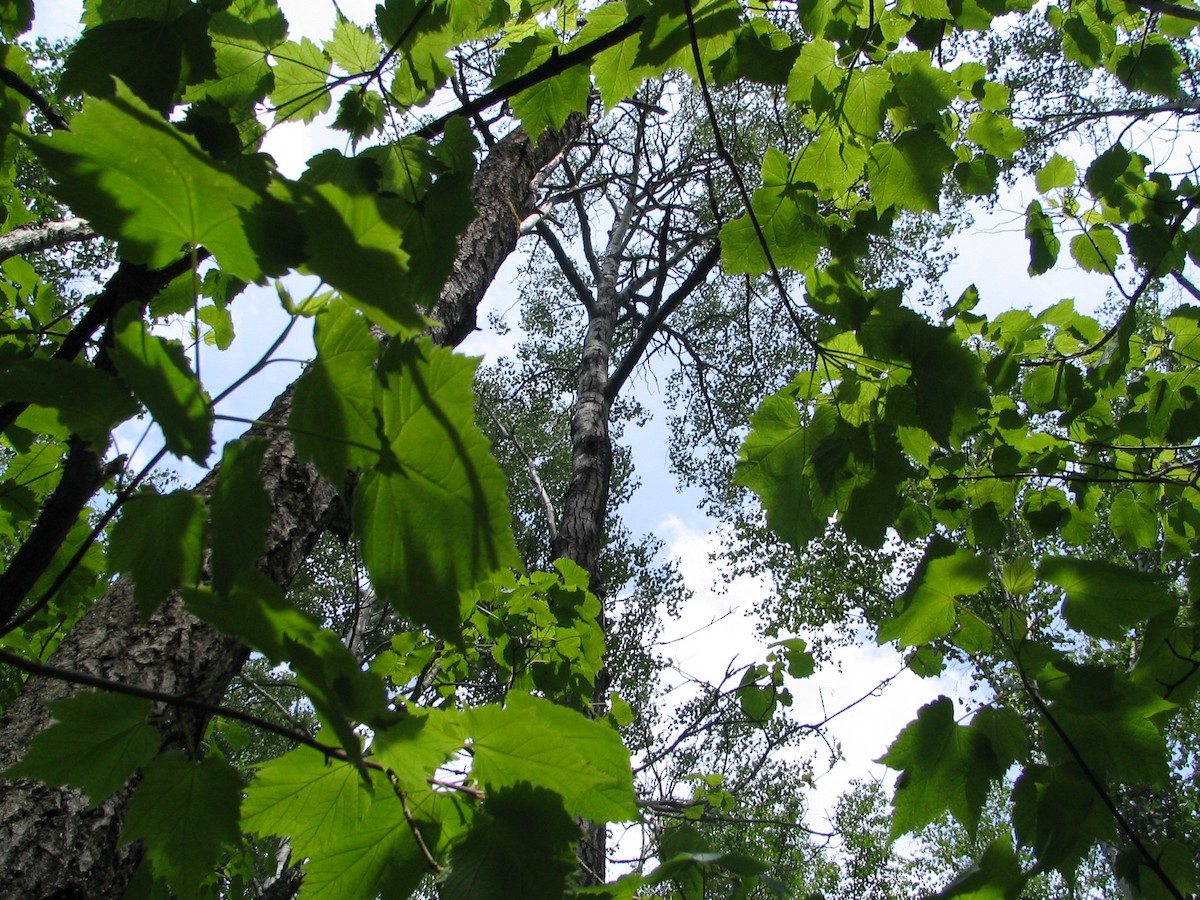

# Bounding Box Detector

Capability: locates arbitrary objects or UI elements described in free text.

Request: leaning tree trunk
[0,118,580,900]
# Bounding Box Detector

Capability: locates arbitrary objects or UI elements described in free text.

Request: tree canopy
[1,0,1199,897]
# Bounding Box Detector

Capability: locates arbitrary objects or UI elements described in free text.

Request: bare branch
[482,400,559,544]
[607,243,721,402]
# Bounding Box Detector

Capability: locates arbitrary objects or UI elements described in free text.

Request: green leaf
[297,781,432,900]
[380,0,456,106]
[812,420,911,547]
[999,557,1035,595]
[933,837,1030,899]
[907,645,946,677]
[1035,660,1174,784]
[333,89,386,144]
[888,52,957,124]
[868,127,955,213]
[270,38,331,123]
[327,13,382,74]
[290,301,382,488]
[1036,153,1076,193]
[441,784,578,900]
[1013,765,1114,873]
[771,637,816,679]
[0,357,138,445]
[879,537,991,647]
[464,692,638,823]
[30,83,283,280]
[868,307,987,445]
[197,304,234,349]
[209,439,271,595]
[122,752,243,900]
[793,130,868,195]
[242,747,373,860]
[737,664,778,724]
[1038,556,1177,640]
[108,490,207,617]
[0,0,32,38]
[372,708,465,792]
[1112,36,1185,99]
[354,339,519,641]
[497,33,591,142]
[61,7,214,114]
[878,697,1016,837]
[1167,305,1200,362]
[1024,200,1059,275]
[720,147,824,274]
[582,3,654,110]
[1109,490,1158,554]
[4,692,158,808]
[842,66,892,140]
[1068,224,1120,273]
[109,312,213,463]
[186,0,287,108]
[787,37,841,107]
[965,111,1024,160]
[294,157,426,334]
[736,393,838,549]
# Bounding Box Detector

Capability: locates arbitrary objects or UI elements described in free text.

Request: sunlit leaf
[1039,557,1177,640]
[464,692,638,823]
[108,490,207,617]
[270,38,331,123]
[879,537,991,647]
[242,747,372,860]
[354,339,519,640]
[30,82,280,280]
[109,312,213,464]
[122,752,242,900]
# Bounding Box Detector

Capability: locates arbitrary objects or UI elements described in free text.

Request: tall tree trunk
[553,207,631,885]
[0,119,580,900]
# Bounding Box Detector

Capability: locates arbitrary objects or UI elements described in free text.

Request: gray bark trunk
[0,119,580,900]
[553,215,629,886]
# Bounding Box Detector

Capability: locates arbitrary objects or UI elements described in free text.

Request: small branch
[388,773,444,874]
[606,243,721,402]
[0,441,122,629]
[681,0,815,349]
[1136,0,1200,23]
[0,64,70,131]
[535,221,595,310]
[482,401,558,543]
[415,15,645,140]
[0,647,377,771]
[1017,664,1187,900]
[237,677,314,736]
[0,218,96,263]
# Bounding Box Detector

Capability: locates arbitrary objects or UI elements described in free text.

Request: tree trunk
[553,218,628,886]
[0,119,580,900]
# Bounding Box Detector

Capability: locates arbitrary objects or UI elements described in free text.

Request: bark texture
[0,119,580,900]
[553,214,630,887]
[0,217,94,264]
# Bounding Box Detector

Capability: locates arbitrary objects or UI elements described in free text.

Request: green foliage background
[0,0,1199,897]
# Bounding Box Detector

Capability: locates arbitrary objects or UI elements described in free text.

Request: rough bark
[552,204,630,885]
[0,119,580,900]
[0,217,94,264]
